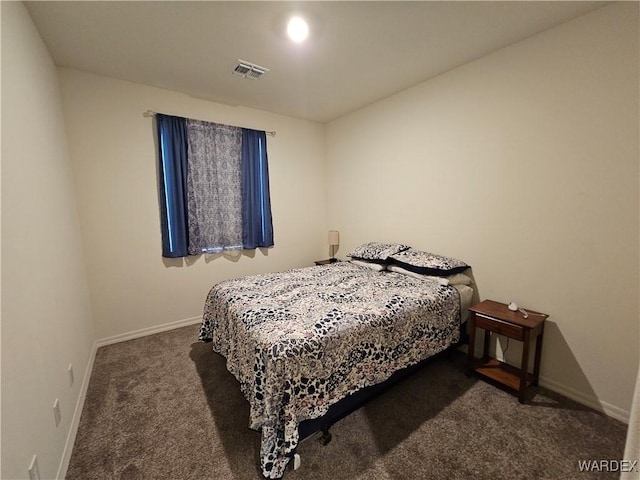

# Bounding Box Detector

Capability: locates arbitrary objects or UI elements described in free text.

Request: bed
[198,244,473,479]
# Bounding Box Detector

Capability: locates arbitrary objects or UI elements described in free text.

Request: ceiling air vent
[232,60,270,80]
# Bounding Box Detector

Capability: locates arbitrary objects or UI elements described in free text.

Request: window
[156,114,273,258]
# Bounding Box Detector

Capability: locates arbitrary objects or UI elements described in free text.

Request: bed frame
[200,261,473,479]
[290,322,469,470]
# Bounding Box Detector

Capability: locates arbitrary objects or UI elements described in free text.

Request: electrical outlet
[28,455,40,480]
[53,398,61,427]
[68,363,74,387]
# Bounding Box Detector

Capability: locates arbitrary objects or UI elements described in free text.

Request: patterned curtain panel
[186,120,243,254]
[156,113,274,258]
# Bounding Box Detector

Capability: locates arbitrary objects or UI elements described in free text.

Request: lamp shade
[327,230,340,246]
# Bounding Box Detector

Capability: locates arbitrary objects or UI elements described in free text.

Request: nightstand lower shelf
[471,357,536,392]
[467,300,548,403]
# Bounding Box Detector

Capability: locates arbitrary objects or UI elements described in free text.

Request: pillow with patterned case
[346,242,410,263]
[389,248,469,276]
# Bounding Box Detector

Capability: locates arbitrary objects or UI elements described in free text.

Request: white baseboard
[539,375,630,424]
[56,316,203,478]
[96,316,203,347]
[56,340,98,479]
[457,344,630,424]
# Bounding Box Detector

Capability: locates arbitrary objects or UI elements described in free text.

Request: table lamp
[328,230,340,261]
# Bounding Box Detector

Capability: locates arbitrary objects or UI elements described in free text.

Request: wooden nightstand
[314,258,340,266]
[467,300,548,403]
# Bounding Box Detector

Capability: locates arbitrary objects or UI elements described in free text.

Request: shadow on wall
[537,320,601,410]
[162,247,271,268]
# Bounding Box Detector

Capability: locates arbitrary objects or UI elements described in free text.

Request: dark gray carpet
[67,324,627,480]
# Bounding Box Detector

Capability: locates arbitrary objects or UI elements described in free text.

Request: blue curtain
[156,114,189,258]
[241,129,274,248]
[156,115,273,257]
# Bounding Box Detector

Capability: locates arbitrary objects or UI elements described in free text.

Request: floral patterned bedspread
[198,262,461,479]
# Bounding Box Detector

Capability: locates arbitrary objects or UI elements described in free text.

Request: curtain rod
[143,110,276,137]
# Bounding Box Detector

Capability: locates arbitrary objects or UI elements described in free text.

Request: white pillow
[387,264,449,286]
[445,273,472,286]
[350,259,386,272]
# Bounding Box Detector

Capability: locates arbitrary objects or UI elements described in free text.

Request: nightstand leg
[532,323,545,386]
[466,313,477,376]
[482,328,490,359]
[519,330,531,403]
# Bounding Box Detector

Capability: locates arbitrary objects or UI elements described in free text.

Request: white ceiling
[25,1,608,123]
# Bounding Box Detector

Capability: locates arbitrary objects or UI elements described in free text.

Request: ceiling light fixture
[287,16,309,43]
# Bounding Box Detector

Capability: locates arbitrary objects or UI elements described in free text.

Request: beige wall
[57,69,328,340]
[3,3,638,478]
[326,3,639,418]
[1,3,96,479]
